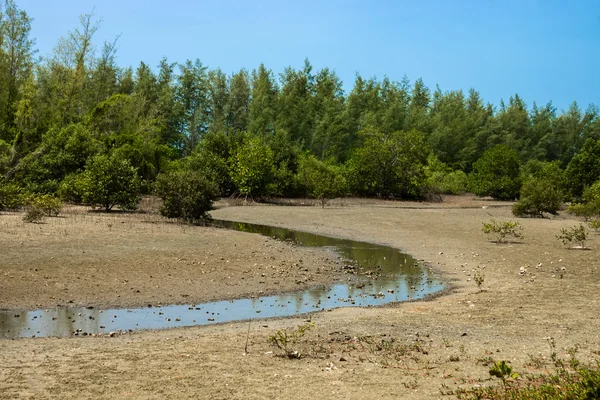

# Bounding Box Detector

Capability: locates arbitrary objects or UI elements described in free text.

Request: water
[0,219,444,339]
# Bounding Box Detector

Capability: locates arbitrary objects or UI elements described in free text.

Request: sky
[17,0,600,112]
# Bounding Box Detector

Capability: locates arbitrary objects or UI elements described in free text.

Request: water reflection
[0,219,444,339]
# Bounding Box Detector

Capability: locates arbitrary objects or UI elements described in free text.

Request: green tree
[470,145,522,200]
[297,154,346,207]
[80,152,140,210]
[512,177,563,217]
[565,138,600,200]
[345,129,428,198]
[248,64,278,137]
[155,169,217,223]
[229,135,275,198]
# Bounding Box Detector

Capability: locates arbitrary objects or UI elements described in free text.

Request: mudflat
[1,196,599,399]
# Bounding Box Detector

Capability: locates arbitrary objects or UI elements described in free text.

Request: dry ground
[1,196,599,399]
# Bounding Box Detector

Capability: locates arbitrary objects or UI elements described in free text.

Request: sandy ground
[1,196,599,399]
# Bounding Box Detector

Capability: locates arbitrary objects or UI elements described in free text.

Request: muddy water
[0,220,444,339]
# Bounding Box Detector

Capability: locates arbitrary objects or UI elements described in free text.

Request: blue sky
[18,0,600,112]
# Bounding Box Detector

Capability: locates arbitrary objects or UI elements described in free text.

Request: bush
[470,145,522,200]
[0,179,26,211]
[80,153,141,211]
[482,219,524,243]
[229,136,275,198]
[557,224,589,249]
[565,138,600,200]
[58,173,86,204]
[512,177,563,217]
[568,180,600,220]
[22,204,45,223]
[155,169,218,224]
[27,194,62,216]
[297,155,347,207]
[425,154,469,195]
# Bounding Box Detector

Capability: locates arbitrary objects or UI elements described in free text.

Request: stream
[0,219,444,339]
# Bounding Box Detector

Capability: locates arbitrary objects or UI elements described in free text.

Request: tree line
[0,5,599,221]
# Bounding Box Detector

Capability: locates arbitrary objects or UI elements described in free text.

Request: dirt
[1,196,599,399]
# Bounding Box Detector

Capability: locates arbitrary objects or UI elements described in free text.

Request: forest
[1,3,600,221]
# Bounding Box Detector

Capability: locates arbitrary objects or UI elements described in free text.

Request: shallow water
[0,219,444,339]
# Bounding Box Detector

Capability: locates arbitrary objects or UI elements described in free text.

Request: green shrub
[267,322,315,359]
[512,177,563,217]
[557,224,589,249]
[28,194,62,216]
[80,153,141,211]
[58,173,86,204]
[155,169,218,224]
[568,180,600,220]
[297,155,347,207]
[470,145,522,200]
[482,219,524,243]
[0,179,26,211]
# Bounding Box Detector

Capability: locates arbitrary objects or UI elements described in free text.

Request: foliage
[229,136,275,198]
[0,178,26,211]
[425,153,469,195]
[297,154,347,207]
[489,361,518,386]
[457,359,600,399]
[482,219,524,243]
[589,218,600,232]
[22,204,45,223]
[345,129,428,199]
[474,269,485,290]
[512,177,563,217]
[267,322,315,359]
[26,194,62,216]
[470,145,522,200]
[154,169,218,223]
[57,173,86,204]
[80,153,140,211]
[556,224,589,249]
[565,138,600,200]
[568,181,600,220]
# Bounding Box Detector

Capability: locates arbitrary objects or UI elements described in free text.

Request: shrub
[58,173,86,204]
[568,180,600,220]
[589,218,600,232]
[22,204,45,223]
[557,224,589,249]
[267,322,315,359]
[565,138,600,200]
[482,219,524,243]
[155,169,218,224]
[229,136,275,199]
[80,153,141,211]
[0,179,26,211]
[512,177,563,217]
[28,194,62,216]
[297,155,347,207]
[470,145,522,200]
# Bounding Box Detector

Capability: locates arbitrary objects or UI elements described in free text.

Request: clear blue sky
[18,0,600,112]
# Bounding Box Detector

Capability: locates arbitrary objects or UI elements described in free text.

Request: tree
[155,169,217,223]
[470,145,522,200]
[229,136,275,198]
[0,0,36,143]
[297,154,346,207]
[565,138,600,200]
[345,129,428,198]
[80,152,140,210]
[248,64,278,137]
[512,177,563,217]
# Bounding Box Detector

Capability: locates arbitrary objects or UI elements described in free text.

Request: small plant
[482,219,524,243]
[588,218,600,232]
[267,322,315,359]
[474,269,485,290]
[557,224,589,249]
[489,360,518,387]
[22,204,45,223]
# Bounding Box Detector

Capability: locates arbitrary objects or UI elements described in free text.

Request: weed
[22,205,45,223]
[588,218,600,232]
[489,361,518,386]
[474,269,485,290]
[267,322,315,359]
[482,219,524,243]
